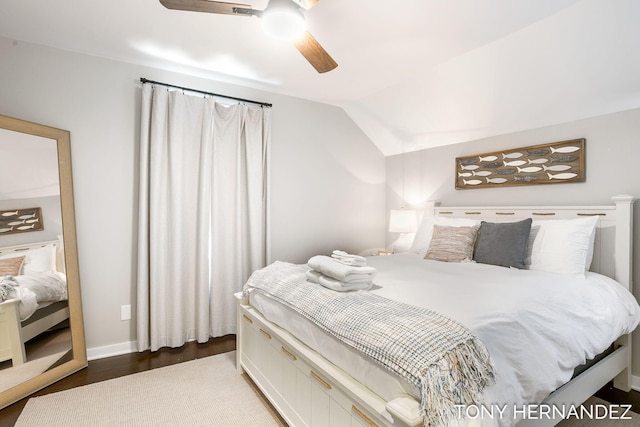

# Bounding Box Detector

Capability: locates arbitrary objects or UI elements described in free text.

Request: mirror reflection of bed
[0,124,74,395]
[0,241,72,393]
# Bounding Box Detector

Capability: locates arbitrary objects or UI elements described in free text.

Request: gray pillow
[473,218,532,269]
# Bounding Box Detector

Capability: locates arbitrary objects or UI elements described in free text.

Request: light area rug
[15,350,640,427]
[15,351,285,427]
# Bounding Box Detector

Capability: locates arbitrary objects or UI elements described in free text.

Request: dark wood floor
[595,382,640,413]
[1,334,638,426]
[0,335,236,427]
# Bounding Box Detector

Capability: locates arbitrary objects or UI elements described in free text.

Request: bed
[0,240,69,366]
[235,195,638,427]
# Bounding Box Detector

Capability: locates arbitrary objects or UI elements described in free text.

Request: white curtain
[136,84,271,352]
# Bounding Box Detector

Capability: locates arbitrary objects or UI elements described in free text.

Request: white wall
[0,37,386,355]
[269,96,386,263]
[386,108,640,375]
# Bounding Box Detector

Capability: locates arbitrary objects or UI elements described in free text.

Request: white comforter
[366,254,640,425]
[250,253,640,426]
[2,272,67,321]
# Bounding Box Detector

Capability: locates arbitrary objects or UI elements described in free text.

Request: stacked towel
[306,253,376,292]
[331,250,367,266]
[305,270,372,292]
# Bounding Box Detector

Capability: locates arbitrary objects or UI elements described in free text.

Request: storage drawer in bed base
[236,294,422,427]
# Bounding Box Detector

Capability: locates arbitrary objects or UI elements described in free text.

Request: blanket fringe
[421,338,495,427]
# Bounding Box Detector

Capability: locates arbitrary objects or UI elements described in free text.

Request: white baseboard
[631,375,640,392]
[87,341,137,361]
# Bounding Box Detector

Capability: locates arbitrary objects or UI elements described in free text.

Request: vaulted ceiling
[1,0,638,155]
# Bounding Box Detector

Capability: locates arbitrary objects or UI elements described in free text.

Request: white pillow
[526,216,599,277]
[410,216,481,256]
[0,243,57,276]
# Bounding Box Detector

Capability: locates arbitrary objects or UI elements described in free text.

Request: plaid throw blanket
[244,261,495,427]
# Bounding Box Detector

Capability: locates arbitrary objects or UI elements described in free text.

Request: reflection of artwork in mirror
[0,116,86,405]
[0,207,44,235]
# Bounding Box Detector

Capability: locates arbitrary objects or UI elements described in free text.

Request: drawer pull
[259,329,272,340]
[242,314,253,324]
[465,211,481,215]
[577,213,606,216]
[352,405,379,427]
[281,346,297,361]
[496,212,514,215]
[438,211,453,215]
[532,212,555,216]
[310,370,332,390]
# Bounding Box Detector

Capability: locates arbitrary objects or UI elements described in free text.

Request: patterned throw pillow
[424,225,479,262]
[0,255,25,276]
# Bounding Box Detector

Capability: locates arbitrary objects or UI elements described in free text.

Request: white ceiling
[1,0,638,156]
[0,129,60,201]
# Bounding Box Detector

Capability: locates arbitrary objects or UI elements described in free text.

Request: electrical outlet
[121,304,131,321]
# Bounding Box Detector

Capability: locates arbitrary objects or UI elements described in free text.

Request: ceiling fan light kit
[160,0,337,73]
[260,1,307,42]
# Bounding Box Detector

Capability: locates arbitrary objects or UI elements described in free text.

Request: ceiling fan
[159,0,338,73]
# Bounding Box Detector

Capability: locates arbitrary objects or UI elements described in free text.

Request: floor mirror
[0,114,86,408]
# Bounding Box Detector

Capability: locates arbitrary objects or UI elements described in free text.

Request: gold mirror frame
[0,114,86,409]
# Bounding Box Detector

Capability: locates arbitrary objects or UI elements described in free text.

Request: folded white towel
[305,270,372,292]
[307,255,376,282]
[331,250,367,266]
[331,257,367,267]
[305,269,372,284]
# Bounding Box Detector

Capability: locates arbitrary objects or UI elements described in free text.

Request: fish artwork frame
[455,138,585,190]
[0,207,44,235]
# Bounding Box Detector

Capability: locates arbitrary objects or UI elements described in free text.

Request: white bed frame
[0,240,69,366]
[236,195,636,427]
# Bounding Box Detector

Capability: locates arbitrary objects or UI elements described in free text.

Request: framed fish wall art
[0,207,44,235]
[455,138,585,190]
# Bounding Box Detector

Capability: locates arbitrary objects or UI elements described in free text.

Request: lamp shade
[388,209,417,233]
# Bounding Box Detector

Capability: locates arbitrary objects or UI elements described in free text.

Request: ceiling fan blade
[292,0,319,9]
[294,31,338,73]
[159,0,255,16]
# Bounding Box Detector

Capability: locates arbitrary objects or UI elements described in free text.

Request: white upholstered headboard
[424,195,635,291]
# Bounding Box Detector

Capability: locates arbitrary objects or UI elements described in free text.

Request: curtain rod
[140,78,272,108]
